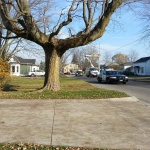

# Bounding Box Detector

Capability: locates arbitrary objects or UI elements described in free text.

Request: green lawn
[0,75,128,99]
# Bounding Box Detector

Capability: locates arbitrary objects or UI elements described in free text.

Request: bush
[123,71,134,76]
[0,59,10,90]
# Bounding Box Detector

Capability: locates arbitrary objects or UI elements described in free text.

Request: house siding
[133,61,150,76]
[10,64,20,76]
[30,65,39,72]
[145,60,150,75]
[20,64,30,75]
[62,63,79,74]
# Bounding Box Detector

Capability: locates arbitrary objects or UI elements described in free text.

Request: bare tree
[139,0,150,44]
[0,8,27,60]
[71,45,99,70]
[0,4,18,60]
[128,49,139,62]
[84,45,100,68]
[127,0,150,45]
[102,51,112,65]
[71,53,78,64]
[60,49,73,70]
[0,0,138,91]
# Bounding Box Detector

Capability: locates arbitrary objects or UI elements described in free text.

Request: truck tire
[123,81,126,84]
[98,79,102,83]
[31,73,35,77]
[106,78,110,84]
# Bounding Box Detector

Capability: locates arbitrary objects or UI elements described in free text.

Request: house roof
[15,56,36,65]
[64,63,78,67]
[134,56,150,63]
[122,62,133,66]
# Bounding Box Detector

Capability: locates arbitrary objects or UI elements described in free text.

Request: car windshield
[90,68,98,71]
[106,71,122,75]
[77,71,82,73]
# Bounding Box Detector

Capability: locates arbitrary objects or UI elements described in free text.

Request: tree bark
[43,46,61,91]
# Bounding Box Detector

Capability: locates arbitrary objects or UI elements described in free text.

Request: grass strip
[0,75,128,99]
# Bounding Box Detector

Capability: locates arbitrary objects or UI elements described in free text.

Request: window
[12,66,15,73]
[141,67,144,73]
[17,66,19,72]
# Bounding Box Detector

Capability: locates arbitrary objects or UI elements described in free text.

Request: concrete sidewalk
[0,97,150,149]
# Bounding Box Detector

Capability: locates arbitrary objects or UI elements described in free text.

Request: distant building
[62,63,79,74]
[133,56,150,76]
[122,62,133,70]
[9,56,39,76]
[121,62,134,72]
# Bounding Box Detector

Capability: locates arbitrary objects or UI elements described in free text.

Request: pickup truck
[86,67,99,77]
[28,70,45,77]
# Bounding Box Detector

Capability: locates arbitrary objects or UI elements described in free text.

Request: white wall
[133,61,150,76]
[10,64,20,76]
[30,65,39,72]
[145,60,150,75]
[124,65,130,70]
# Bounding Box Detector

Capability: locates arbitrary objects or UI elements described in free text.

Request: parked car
[75,70,83,76]
[97,70,128,84]
[28,70,45,77]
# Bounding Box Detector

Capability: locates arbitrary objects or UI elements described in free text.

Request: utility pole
[99,43,101,72]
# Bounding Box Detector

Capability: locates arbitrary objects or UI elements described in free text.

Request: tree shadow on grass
[2,84,19,91]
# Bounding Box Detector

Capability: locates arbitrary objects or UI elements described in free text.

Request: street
[74,75,150,105]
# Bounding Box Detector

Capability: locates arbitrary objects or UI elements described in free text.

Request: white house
[9,56,39,76]
[122,62,134,72]
[62,63,79,74]
[133,56,150,76]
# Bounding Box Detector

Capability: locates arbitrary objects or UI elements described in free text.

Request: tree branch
[0,35,19,39]
[49,0,76,39]
[58,0,124,50]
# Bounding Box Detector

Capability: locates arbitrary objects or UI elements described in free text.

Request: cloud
[57,31,69,39]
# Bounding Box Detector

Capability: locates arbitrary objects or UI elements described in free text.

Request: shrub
[123,71,134,76]
[0,59,10,90]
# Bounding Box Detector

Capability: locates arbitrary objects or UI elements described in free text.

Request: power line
[100,38,140,51]
[111,39,140,51]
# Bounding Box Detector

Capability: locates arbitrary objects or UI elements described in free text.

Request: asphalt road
[73,75,150,105]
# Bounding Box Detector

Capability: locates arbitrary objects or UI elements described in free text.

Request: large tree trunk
[43,47,61,91]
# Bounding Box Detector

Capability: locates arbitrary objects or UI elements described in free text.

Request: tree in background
[71,53,79,64]
[70,45,99,71]
[102,51,112,65]
[0,59,10,90]
[128,49,139,62]
[39,61,45,71]
[0,0,139,91]
[0,7,26,60]
[112,53,129,65]
[139,0,150,45]
[60,49,74,71]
